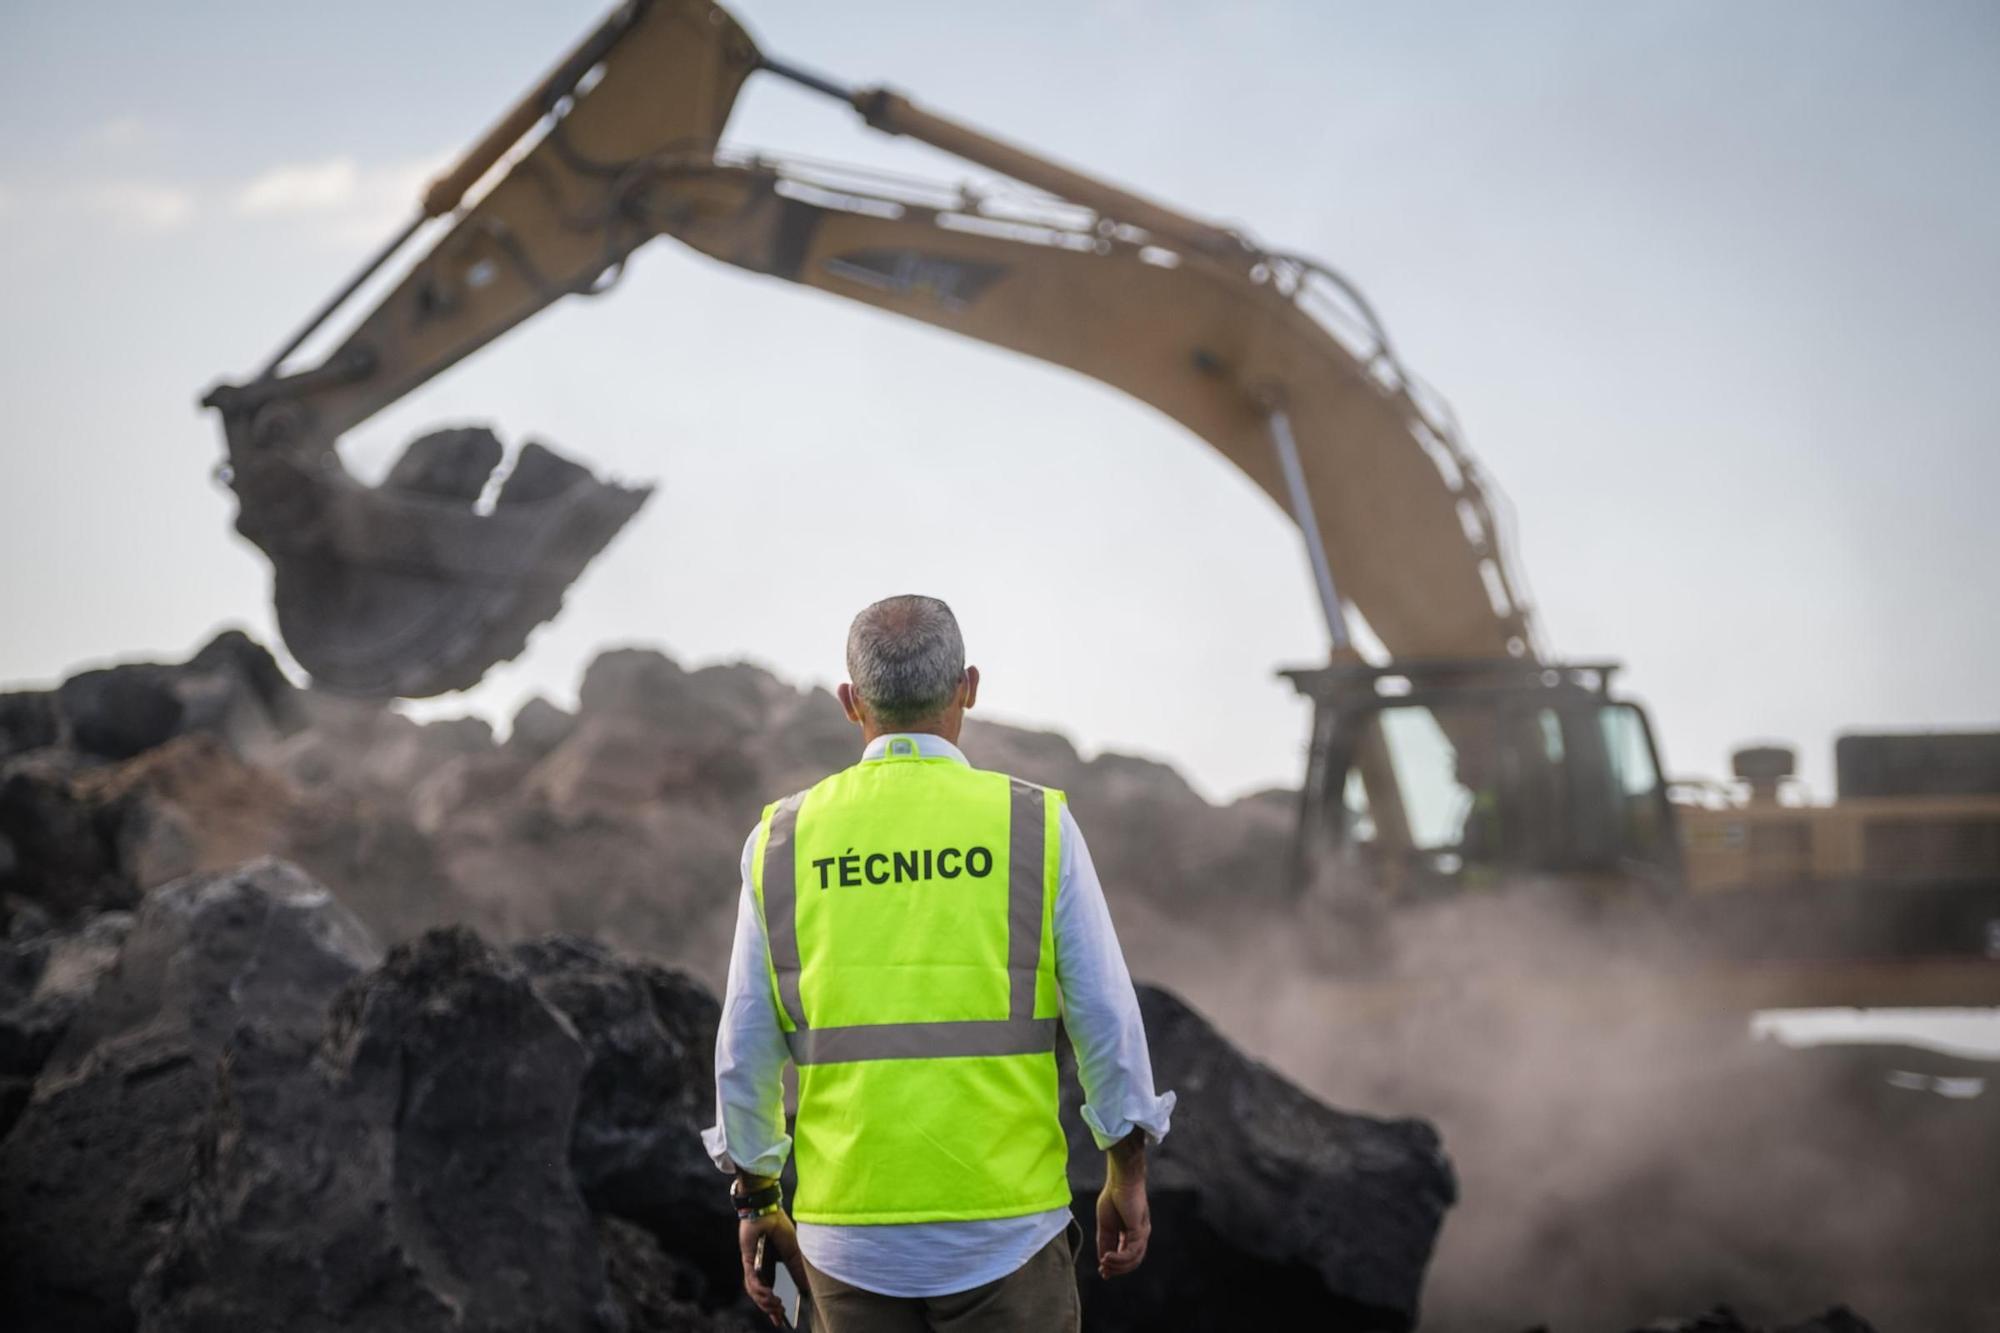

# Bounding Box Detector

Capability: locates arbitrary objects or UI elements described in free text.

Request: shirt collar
[863,733,970,766]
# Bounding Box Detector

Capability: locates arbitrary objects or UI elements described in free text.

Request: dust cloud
[1109,878,2000,1331]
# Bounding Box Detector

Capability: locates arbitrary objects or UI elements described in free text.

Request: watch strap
[733,1181,783,1217]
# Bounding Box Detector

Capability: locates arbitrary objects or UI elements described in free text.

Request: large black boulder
[0,859,377,1332]
[135,926,623,1333]
[54,630,296,762]
[513,934,739,1301]
[0,689,61,761]
[1064,985,1457,1333]
[0,633,302,934]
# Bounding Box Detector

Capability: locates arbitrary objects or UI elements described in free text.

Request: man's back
[755,745,1071,1225]
[703,596,1171,1331]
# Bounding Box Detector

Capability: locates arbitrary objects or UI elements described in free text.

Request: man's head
[838,594,980,743]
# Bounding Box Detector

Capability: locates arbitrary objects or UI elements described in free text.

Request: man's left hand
[739,1209,806,1327]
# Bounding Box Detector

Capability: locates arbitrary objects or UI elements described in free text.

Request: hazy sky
[2,1,1995,801]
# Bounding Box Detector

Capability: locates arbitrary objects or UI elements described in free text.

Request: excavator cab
[1286,661,1682,900]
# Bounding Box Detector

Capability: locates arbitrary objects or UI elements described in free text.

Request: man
[704,595,1175,1331]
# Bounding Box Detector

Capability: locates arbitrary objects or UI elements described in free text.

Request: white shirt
[702,733,1176,1298]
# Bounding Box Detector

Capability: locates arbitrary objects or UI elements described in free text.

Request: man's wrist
[731,1168,784,1218]
[1107,1128,1147,1182]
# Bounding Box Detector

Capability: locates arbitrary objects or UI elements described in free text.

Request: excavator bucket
[225,423,648,698]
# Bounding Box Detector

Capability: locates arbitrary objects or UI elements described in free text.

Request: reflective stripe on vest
[786,1015,1059,1065]
[752,752,1071,1225]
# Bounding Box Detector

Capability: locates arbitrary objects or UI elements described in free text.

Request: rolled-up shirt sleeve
[1053,804,1176,1150]
[701,830,793,1178]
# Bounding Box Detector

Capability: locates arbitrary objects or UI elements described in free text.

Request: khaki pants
[801,1222,1081,1333]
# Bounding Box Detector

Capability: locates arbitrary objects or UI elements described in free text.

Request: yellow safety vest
[752,737,1070,1224]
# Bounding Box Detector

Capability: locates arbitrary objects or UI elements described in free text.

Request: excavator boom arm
[666,154,1529,662]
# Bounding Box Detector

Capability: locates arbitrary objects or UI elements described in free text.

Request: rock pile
[0,634,1458,1330]
[1,633,1910,1331]
[0,634,1294,991]
[1066,988,1454,1332]
[0,858,1453,1331]
[1613,1308,1878,1333]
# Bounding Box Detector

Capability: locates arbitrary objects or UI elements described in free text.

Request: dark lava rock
[598,1216,765,1333]
[59,667,183,760]
[89,735,297,892]
[0,847,1468,1332]
[1,733,301,933]
[574,650,781,753]
[1776,1311,1878,1333]
[0,689,62,760]
[418,713,496,755]
[508,694,579,760]
[0,909,131,1138]
[513,935,737,1299]
[1619,1306,1879,1332]
[283,790,460,944]
[134,926,621,1333]
[1063,985,1456,1333]
[0,860,377,1332]
[0,751,137,927]
[54,630,296,762]
[578,648,696,720]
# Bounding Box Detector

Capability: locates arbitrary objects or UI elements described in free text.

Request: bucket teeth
[497,442,594,507]
[381,428,507,503]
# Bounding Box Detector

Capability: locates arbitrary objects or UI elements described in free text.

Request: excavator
[204,0,1998,1009]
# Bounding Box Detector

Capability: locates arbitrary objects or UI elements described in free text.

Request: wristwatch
[732,1177,783,1219]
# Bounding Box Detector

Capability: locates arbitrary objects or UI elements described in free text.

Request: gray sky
[2,0,1995,801]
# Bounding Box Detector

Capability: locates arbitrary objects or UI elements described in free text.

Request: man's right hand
[1096,1131,1152,1279]
[739,1209,806,1327]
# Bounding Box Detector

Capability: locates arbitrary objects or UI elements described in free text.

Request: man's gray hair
[846,595,966,726]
